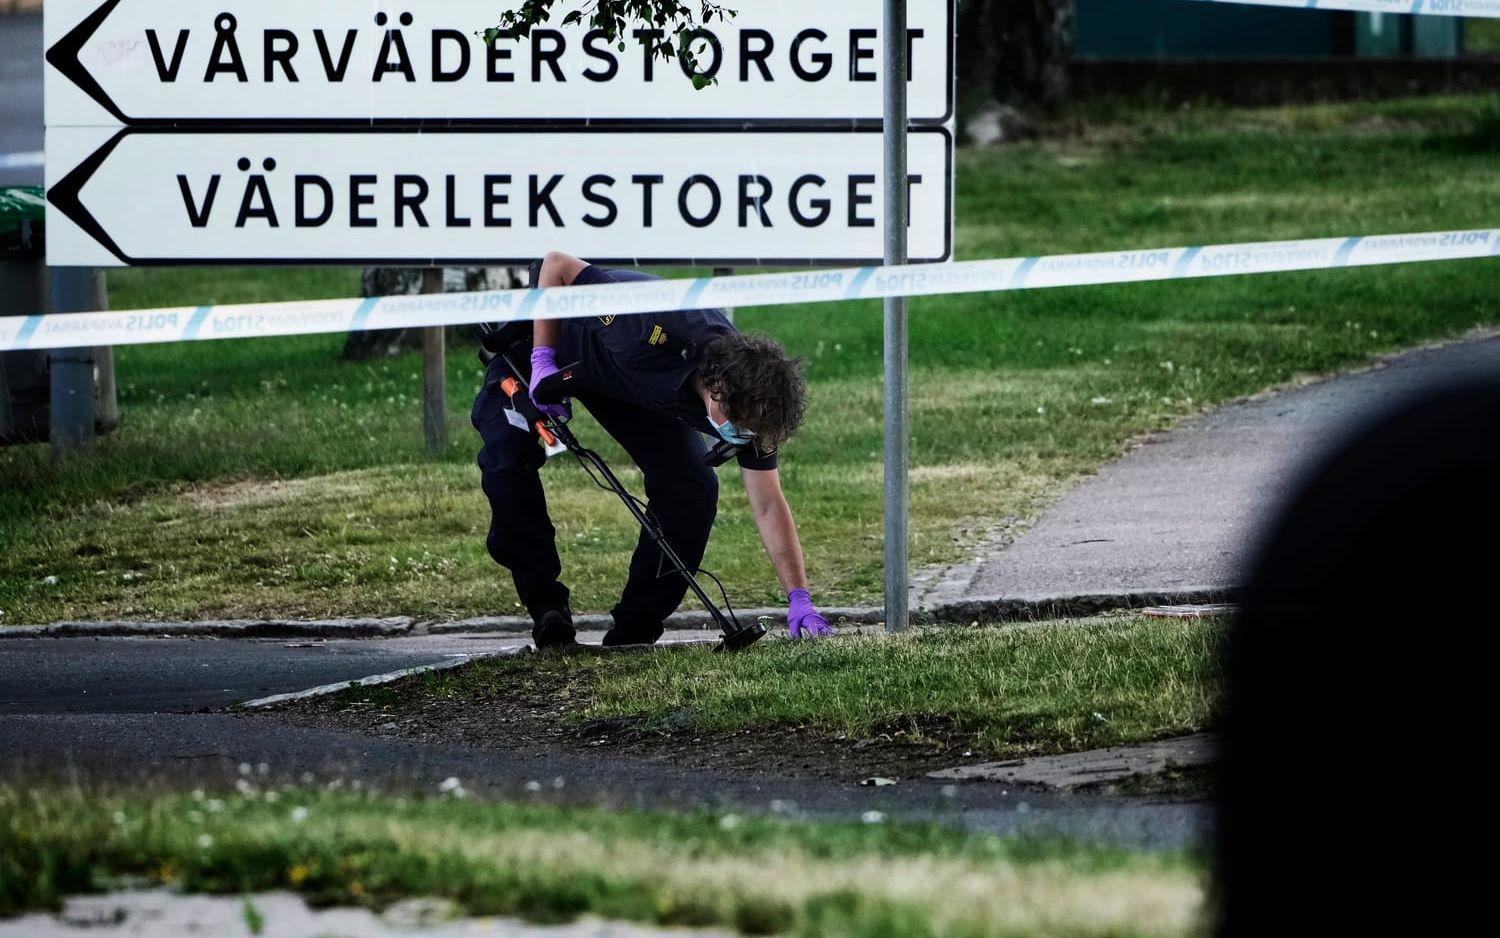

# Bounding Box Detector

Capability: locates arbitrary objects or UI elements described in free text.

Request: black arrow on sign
[46,129,132,264]
[46,0,131,125]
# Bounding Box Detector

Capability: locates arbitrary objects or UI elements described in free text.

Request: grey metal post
[95,344,119,432]
[47,267,98,457]
[420,268,446,454]
[713,266,734,323]
[883,0,910,633]
[92,270,118,433]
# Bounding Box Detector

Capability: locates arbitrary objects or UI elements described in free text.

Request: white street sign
[46,0,954,126]
[45,127,953,267]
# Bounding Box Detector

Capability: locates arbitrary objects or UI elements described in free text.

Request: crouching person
[471,251,834,649]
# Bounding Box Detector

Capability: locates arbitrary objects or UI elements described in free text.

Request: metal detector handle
[499,376,559,447]
[532,362,581,406]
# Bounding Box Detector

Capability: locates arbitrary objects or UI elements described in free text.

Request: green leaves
[485,1,738,90]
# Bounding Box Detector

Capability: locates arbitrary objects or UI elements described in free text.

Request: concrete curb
[929,733,1220,790]
[239,636,725,709]
[924,586,1239,625]
[0,588,1237,640]
[239,646,528,708]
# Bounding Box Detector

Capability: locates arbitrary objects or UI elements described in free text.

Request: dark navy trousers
[470,355,719,631]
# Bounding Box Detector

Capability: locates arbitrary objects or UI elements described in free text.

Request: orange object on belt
[500,376,558,446]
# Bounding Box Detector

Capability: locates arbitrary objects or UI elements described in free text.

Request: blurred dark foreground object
[1217,376,1500,935]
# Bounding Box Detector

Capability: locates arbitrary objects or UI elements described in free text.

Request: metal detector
[479,336,766,653]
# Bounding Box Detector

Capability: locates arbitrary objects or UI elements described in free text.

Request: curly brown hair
[697,332,807,447]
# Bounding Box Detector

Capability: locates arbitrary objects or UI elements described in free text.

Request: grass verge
[0,786,1202,937]
[3,94,1498,622]
[301,618,1225,775]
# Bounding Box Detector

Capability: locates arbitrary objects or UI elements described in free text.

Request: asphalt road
[0,634,1208,849]
[0,634,521,713]
[969,333,1500,597]
[0,13,43,189]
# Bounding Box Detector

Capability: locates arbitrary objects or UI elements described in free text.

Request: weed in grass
[241,896,264,934]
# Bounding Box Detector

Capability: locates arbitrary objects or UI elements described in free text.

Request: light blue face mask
[709,413,755,446]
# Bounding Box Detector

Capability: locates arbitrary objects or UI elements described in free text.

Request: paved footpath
[965,333,1500,599]
[0,891,734,938]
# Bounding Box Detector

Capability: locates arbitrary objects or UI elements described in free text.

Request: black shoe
[533,608,577,650]
[601,622,665,647]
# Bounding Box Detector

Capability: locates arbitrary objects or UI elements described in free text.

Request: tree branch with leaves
[486,1,738,89]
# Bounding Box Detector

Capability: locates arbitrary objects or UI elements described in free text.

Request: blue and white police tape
[1178,0,1500,18]
[3,228,1497,353]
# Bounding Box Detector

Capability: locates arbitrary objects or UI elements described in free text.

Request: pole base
[713,621,768,653]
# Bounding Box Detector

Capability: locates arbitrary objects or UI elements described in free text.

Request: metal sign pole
[47,266,100,458]
[420,268,447,454]
[883,0,910,633]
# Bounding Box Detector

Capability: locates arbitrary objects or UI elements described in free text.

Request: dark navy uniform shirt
[556,265,779,471]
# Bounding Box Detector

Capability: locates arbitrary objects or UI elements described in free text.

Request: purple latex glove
[787,588,833,639]
[529,345,570,419]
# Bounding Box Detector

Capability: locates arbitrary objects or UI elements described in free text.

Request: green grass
[0,786,1202,937]
[3,95,1499,623]
[1468,18,1500,54]
[362,618,1226,757]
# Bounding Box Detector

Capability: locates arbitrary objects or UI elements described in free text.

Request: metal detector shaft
[560,432,739,636]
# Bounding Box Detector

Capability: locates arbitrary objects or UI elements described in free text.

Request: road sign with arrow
[44,0,955,267]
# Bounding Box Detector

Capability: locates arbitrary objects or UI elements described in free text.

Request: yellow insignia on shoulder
[648,325,668,346]
[598,315,616,326]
